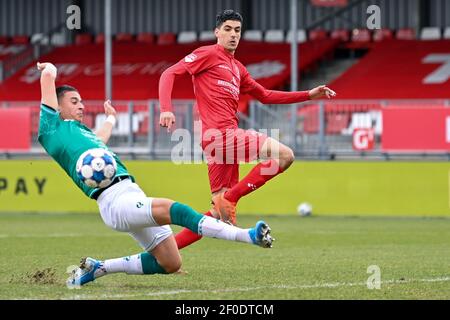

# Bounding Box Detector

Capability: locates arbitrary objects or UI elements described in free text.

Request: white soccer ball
[297,202,312,216]
[76,148,117,188]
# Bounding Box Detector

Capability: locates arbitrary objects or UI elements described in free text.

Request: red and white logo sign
[353,128,375,151]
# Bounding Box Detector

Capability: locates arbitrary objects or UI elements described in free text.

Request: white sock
[199,216,252,243]
[98,254,144,277]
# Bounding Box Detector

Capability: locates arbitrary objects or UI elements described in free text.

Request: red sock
[224,160,284,203]
[175,211,213,249]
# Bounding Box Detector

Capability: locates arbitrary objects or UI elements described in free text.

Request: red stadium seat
[396,28,415,40]
[137,114,149,135]
[330,29,350,42]
[136,32,155,44]
[326,113,350,134]
[346,28,372,49]
[11,35,29,44]
[0,36,9,44]
[75,33,93,45]
[115,33,134,42]
[157,32,176,45]
[298,105,319,134]
[95,33,105,44]
[373,28,393,42]
[309,29,328,41]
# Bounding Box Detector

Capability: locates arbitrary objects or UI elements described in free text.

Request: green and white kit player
[37,62,274,287]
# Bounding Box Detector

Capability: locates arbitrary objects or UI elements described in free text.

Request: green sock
[140,252,167,274]
[169,202,204,234]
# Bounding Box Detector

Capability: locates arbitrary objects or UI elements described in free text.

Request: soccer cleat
[66,257,101,288]
[212,193,237,225]
[248,220,274,248]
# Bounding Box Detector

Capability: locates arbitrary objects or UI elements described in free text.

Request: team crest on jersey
[184,53,197,63]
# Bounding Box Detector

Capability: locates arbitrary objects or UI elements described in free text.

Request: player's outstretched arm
[37,62,58,110]
[158,62,189,132]
[95,100,117,144]
[308,85,337,99]
[245,76,336,104]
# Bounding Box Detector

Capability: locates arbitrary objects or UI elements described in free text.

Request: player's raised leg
[175,210,213,249]
[152,199,273,248]
[67,198,273,287]
[214,137,294,225]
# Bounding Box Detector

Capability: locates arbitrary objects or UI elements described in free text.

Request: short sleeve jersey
[37,104,134,198]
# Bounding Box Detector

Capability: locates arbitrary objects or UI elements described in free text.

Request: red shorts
[201,128,268,193]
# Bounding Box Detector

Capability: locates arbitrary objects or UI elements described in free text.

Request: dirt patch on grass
[10,267,59,285]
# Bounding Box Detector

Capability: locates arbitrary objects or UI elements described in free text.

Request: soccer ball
[297,202,312,216]
[76,148,117,188]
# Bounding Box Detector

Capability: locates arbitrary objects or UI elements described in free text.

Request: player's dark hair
[216,9,243,28]
[56,85,78,101]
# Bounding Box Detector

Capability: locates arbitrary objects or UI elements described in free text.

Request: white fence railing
[1,99,449,160]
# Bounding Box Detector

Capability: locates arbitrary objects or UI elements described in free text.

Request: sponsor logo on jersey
[184,53,197,63]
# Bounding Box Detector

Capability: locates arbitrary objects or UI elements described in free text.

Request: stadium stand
[242,30,263,42]
[0,45,27,61]
[330,29,350,42]
[157,32,176,45]
[285,29,307,43]
[264,30,285,43]
[0,36,9,45]
[115,33,134,42]
[50,32,66,46]
[309,29,328,41]
[373,29,393,42]
[136,32,155,44]
[0,35,340,102]
[346,28,372,50]
[75,33,93,45]
[329,40,450,99]
[11,35,29,45]
[395,28,416,40]
[30,33,49,45]
[177,31,198,44]
[95,33,105,44]
[420,27,441,40]
[444,27,450,39]
[198,30,215,42]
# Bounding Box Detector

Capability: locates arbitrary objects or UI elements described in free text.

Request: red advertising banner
[353,128,375,151]
[310,0,348,7]
[0,108,31,151]
[382,106,450,151]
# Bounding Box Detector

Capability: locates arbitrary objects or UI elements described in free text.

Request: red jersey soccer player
[159,10,336,248]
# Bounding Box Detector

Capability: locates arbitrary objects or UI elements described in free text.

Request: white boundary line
[0,233,124,238]
[64,276,450,300]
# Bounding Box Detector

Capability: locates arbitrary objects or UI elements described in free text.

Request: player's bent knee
[151,235,182,273]
[162,259,182,274]
[280,147,295,169]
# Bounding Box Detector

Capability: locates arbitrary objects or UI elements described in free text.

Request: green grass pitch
[1,213,450,299]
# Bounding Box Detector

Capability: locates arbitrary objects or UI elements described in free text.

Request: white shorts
[96,179,173,251]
